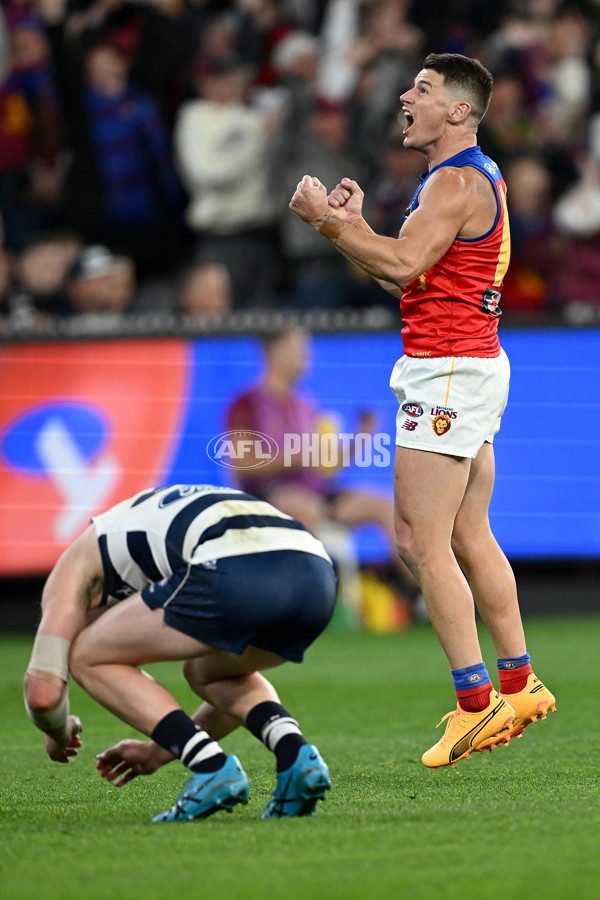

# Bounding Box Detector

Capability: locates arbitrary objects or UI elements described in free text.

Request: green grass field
[1,615,598,900]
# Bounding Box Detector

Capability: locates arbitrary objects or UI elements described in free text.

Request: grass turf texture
[1,616,598,900]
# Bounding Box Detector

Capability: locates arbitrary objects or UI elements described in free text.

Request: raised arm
[290,168,476,290]
[326,178,404,298]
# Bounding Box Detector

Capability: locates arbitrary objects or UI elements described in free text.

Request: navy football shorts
[141,550,337,662]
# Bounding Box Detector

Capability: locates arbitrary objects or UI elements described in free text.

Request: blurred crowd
[3,0,600,334]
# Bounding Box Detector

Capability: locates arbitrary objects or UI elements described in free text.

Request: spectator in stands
[174,53,283,308]
[2,0,600,330]
[233,0,296,87]
[55,0,210,130]
[270,29,320,135]
[343,0,422,170]
[280,96,366,308]
[131,260,233,319]
[179,262,232,320]
[64,244,136,317]
[120,0,209,130]
[479,6,585,187]
[37,0,184,279]
[552,113,600,319]
[82,39,183,276]
[539,8,593,148]
[2,229,81,328]
[311,0,362,104]
[501,155,561,315]
[0,12,62,250]
[477,70,536,169]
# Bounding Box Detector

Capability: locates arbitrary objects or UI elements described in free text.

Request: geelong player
[24,485,336,820]
[289,53,555,768]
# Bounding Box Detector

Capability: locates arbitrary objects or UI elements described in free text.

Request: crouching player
[24,485,337,821]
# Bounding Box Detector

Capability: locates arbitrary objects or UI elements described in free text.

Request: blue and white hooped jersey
[92,484,332,606]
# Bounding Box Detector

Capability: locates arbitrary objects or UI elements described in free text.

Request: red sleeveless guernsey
[399,146,510,358]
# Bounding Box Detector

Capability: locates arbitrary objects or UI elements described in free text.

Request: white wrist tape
[25,686,70,733]
[28,634,71,682]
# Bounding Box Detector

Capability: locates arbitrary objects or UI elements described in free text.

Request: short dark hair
[422,53,493,123]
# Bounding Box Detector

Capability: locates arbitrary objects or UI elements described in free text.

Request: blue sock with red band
[452,662,493,713]
[497,653,532,694]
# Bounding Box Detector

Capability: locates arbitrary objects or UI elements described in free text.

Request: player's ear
[449,101,471,124]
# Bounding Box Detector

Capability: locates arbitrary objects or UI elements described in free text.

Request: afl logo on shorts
[401,402,423,418]
[432,414,452,436]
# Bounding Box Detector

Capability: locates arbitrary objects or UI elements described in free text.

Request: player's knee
[451,532,468,565]
[68,634,93,688]
[394,519,417,569]
[451,522,490,566]
[182,659,196,686]
[183,658,209,691]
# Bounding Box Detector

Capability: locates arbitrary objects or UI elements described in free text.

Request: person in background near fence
[289,53,556,769]
[225,325,420,605]
[1,229,81,328]
[63,245,136,317]
[178,261,231,320]
[23,484,336,821]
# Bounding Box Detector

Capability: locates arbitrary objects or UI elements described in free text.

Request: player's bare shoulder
[416,166,477,230]
[423,165,485,204]
[424,165,497,239]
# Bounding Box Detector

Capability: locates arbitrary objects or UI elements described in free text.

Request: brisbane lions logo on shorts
[432,414,452,436]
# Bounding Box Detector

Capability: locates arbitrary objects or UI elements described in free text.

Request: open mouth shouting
[402,109,414,134]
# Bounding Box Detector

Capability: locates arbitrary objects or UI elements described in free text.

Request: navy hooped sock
[246,701,308,772]
[151,709,227,773]
[452,662,493,713]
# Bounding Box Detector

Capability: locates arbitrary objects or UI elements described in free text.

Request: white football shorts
[389,350,510,459]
